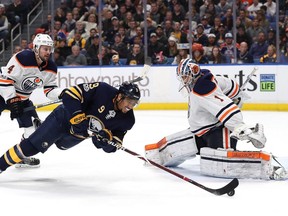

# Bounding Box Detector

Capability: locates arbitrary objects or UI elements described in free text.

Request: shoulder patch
[193,73,216,95]
[16,50,37,67]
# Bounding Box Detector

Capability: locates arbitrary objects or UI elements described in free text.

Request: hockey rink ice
[0,110,287,215]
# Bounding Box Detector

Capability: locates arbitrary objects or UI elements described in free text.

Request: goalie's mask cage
[176,58,200,96]
[33,33,54,54]
[118,82,141,101]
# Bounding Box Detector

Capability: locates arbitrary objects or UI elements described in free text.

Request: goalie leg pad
[200,147,274,180]
[145,129,198,167]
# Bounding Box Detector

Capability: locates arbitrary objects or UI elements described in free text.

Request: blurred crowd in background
[0,0,287,66]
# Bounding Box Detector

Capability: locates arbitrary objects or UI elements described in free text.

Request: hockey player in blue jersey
[0,33,64,167]
[0,81,141,174]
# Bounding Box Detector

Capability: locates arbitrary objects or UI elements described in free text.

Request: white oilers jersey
[188,70,244,137]
[0,49,61,101]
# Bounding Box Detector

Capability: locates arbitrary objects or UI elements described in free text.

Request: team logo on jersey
[87,116,104,133]
[105,110,116,119]
[21,76,43,91]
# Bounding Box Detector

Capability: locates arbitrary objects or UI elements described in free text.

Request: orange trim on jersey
[229,83,240,98]
[219,105,238,122]
[44,88,52,94]
[227,151,271,161]
[196,129,209,137]
[224,127,230,149]
[0,79,14,84]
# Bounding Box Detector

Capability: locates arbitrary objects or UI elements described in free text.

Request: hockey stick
[106,139,239,196]
[240,67,258,91]
[23,99,62,112]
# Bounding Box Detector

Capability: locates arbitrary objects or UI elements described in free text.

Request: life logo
[22,76,43,91]
[260,74,275,92]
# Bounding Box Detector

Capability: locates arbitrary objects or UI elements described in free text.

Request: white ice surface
[0,110,288,215]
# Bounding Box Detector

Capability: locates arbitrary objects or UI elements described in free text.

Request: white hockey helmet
[176,58,200,87]
[33,33,54,53]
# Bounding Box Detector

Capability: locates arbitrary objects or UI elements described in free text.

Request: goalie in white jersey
[0,33,64,168]
[145,58,287,180]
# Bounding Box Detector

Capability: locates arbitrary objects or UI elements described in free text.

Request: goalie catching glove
[92,129,122,153]
[69,111,89,139]
[230,123,266,149]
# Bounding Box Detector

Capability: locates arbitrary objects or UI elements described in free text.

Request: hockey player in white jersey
[0,33,64,168]
[145,58,287,180]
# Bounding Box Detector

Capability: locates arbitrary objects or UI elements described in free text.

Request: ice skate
[15,157,40,168]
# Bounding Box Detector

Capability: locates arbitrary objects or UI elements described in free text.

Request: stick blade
[210,178,239,196]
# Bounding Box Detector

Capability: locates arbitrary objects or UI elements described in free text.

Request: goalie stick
[106,139,239,196]
[240,67,258,91]
[23,58,152,112]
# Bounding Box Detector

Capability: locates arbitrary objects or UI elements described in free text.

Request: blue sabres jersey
[62,82,135,141]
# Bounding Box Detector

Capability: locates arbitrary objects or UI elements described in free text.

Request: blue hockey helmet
[118,82,141,101]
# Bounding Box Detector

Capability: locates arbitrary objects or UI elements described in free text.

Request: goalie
[145,58,287,180]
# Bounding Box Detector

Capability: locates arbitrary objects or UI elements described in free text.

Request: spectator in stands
[85,34,100,65]
[156,0,168,23]
[194,24,208,46]
[64,12,76,33]
[5,0,29,28]
[54,7,66,24]
[199,15,212,35]
[208,46,227,64]
[220,32,240,63]
[163,19,174,38]
[246,18,265,42]
[264,0,276,21]
[20,38,28,50]
[216,0,232,17]
[237,41,254,64]
[280,43,288,63]
[0,4,9,49]
[221,8,233,31]
[172,2,186,23]
[155,24,168,46]
[40,14,52,34]
[110,54,122,66]
[73,0,88,17]
[64,45,87,66]
[56,38,71,60]
[171,48,190,65]
[204,33,217,58]
[125,19,138,44]
[133,4,144,22]
[140,17,156,36]
[84,28,98,50]
[164,35,179,59]
[255,9,270,33]
[53,48,65,66]
[150,2,161,24]
[105,16,120,45]
[124,0,136,14]
[236,25,252,49]
[71,7,80,21]
[121,11,134,30]
[210,16,223,35]
[126,43,144,65]
[259,44,277,63]
[267,28,276,46]
[148,32,165,63]
[236,9,253,30]
[67,30,87,51]
[79,12,98,33]
[249,31,269,62]
[171,21,188,43]
[13,45,22,54]
[110,32,127,58]
[107,0,119,14]
[67,21,89,41]
[97,45,111,65]
[192,43,209,64]
[102,9,114,34]
[247,0,263,19]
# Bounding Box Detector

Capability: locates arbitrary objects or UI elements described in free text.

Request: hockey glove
[58,88,69,99]
[69,111,89,139]
[92,129,122,153]
[7,96,23,120]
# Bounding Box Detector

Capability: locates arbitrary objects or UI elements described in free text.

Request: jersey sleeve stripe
[219,105,239,122]
[0,79,14,84]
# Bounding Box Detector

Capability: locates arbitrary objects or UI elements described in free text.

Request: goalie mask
[176,58,200,96]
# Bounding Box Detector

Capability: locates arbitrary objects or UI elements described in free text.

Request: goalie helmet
[176,58,200,94]
[33,33,54,53]
[118,82,141,101]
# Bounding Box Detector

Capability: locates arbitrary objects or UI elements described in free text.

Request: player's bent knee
[19,139,40,157]
[145,129,198,167]
[200,147,273,180]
